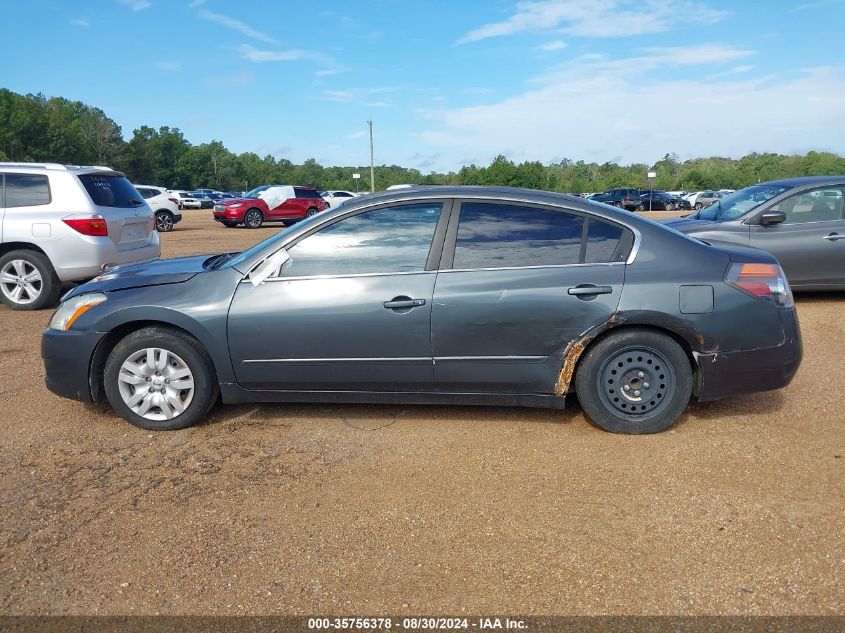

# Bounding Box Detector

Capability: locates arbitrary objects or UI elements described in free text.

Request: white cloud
[71,17,89,27]
[316,86,400,108]
[347,130,367,140]
[707,64,754,79]
[237,44,334,66]
[217,71,255,86]
[417,52,845,170]
[117,0,151,11]
[200,10,276,43]
[457,0,727,43]
[539,40,567,51]
[155,61,182,71]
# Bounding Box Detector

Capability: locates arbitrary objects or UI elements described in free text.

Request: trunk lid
[77,172,155,252]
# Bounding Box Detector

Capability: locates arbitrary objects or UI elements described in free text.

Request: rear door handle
[383,297,426,309]
[823,233,845,241]
[568,284,613,297]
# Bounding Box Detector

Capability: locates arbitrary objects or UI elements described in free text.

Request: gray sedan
[42,186,801,435]
[663,176,845,290]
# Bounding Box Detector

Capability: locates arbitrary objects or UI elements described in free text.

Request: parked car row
[213,185,328,228]
[587,188,693,211]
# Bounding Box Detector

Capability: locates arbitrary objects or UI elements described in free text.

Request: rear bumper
[697,308,802,401]
[51,236,161,282]
[41,329,106,403]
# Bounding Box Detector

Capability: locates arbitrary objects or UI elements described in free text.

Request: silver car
[0,163,160,310]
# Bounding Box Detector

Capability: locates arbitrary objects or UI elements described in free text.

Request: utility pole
[367,118,375,193]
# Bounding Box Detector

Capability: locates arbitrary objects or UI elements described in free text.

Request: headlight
[48,293,107,331]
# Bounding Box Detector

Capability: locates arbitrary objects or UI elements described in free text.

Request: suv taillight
[168,197,179,204]
[726,263,794,308]
[63,215,108,237]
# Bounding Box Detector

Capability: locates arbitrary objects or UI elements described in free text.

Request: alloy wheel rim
[156,214,173,231]
[0,260,43,304]
[598,346,675,419]
[246,211,261,227]
[117,347,195,421]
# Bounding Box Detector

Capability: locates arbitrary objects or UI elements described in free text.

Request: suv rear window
[4,173,52,207]
[295,188,321,198]
[78,174,143,208]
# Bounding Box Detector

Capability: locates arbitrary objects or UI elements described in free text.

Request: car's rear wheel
[104,327,218,431]
[305,207,319,218]
[0,250,61,311]
[155,211,175,232]
[575,329,692,434]
[244,208,264,228]
[664,202,674,211]
[694,202,703,210]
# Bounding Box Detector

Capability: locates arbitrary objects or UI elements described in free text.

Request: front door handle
[568,284,613,297]
[383,297,426,309]
[823,233,845,241]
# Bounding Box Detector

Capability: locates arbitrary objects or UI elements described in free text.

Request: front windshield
[242,186,270,199]
[697,184,790,221]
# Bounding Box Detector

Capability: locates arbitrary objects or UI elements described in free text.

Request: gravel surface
[0,211,842,616]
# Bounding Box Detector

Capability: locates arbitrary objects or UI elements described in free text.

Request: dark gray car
[42,186,802,435]
[663,176,845,290]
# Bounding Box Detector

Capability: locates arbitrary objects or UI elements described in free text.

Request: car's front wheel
[104,327,218,430]
[694,202,703,210]
[305,207,319,218]
[244,208,264,228]
[0,249,61,310]
[575,328,693,434]
[155,211,175,232]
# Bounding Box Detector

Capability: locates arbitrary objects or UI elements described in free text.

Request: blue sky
[2,0,844,172]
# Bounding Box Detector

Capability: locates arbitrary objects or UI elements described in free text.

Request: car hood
[217,197,255,206]
[660,216,721,232]
[63,254,213,300]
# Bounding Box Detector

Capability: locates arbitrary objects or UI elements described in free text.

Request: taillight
[168,197,179,204]
[726,262,794,308]
[63,215,108,237]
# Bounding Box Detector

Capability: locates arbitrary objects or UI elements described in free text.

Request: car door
[431,200,629,394]
[227,200,450,391]
[749,186,845,287]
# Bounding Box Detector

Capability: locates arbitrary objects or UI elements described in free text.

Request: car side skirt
[219,383,568,410]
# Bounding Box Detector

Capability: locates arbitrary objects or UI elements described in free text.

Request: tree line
[2,88,844,194]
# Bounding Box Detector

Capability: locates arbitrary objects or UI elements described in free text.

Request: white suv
[133,185,182,232]
[0,163,160,310]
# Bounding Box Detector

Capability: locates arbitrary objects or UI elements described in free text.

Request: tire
[665,202,674,211]
[575,328,693,434]
[155,211,175,232]
[244,208,264,228]
[103,326,218,431]
[694,202,703,210]
[0,249,61,311]
[305,207,319,218]
[222,221,238,228]
[636,204,644,212]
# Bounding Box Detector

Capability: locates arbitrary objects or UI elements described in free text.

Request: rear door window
[452,202,584,269]
[451,202,633,268]
[295,188,321,199]
[4,173,52,207]
[78,174,143,208]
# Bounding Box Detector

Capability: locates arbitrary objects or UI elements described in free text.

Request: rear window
[78,174,143,208]
[4,173,52,207]
[295,188,321,199]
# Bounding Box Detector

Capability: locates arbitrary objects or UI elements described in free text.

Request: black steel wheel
[575,328,693,434]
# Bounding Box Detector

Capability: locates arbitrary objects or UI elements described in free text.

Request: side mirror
[249,249,290,287]
[759,211,786,226]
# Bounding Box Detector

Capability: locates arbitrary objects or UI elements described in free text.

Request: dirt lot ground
[0,210,842,616]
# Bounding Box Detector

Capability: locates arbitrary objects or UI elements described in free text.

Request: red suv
[213,185,328,228]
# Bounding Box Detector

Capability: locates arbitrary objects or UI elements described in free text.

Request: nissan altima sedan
[663,176,845,290]
[42,186,802,435]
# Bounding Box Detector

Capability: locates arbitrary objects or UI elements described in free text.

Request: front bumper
[42,329,107,403]
[697,308,802,401]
